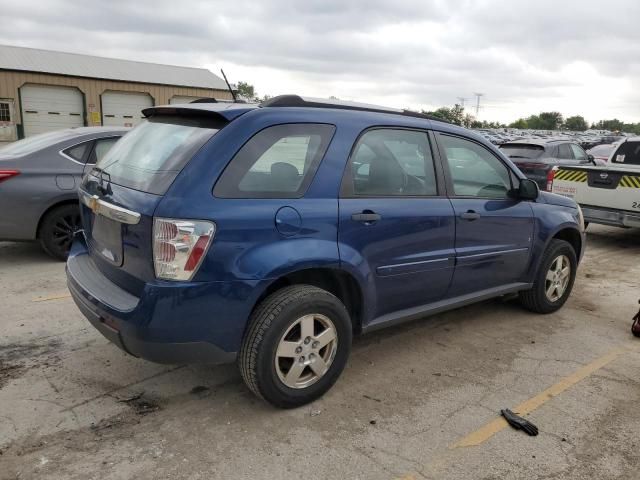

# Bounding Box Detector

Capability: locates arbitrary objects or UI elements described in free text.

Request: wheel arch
[36,199,79,239]
[250,267,364,335]
[550,226,583,261]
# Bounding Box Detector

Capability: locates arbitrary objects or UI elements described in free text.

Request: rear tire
[239,285,352,408]
[519,239,577,314]
[39,204,81,261]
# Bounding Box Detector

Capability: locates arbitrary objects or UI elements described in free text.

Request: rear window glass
[0,130,74,156]
[611,141,640,166]
[499,144,544,159]
[93,116,221,195]
[64,141,90,161]
[214,124,335,198]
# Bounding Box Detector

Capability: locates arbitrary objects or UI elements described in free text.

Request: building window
[0,102,10,122]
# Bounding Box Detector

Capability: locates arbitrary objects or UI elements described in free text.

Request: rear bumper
[66,238,264,365]
[581,205,640,228]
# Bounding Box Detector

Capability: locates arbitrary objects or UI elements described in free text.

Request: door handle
[352,211,381,223]
[460,210,481,221]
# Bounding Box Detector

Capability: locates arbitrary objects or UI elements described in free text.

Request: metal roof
[0,44,228,90]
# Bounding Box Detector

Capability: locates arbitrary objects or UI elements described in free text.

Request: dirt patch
[0,340,61,389]
[0,361,26,389]
[115,392,162,416]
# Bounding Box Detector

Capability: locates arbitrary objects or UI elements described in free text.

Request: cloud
[0,0,637,123]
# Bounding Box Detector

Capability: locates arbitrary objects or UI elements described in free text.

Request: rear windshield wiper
[90,167,112,194]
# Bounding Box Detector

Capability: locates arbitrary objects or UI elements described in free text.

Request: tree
[423,104,467,126]
[592,119,625,131]
[564,115,588,131]
[538,112,564,130]
[236,81,256,101]
[509,118,528,129]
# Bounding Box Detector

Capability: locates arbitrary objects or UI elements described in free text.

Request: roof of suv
[143,95,457,129]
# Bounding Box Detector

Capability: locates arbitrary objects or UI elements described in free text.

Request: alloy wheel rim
[545,254,571,302]
[52,213,81,253]
[274,313,338,389]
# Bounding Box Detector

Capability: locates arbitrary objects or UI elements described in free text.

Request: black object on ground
[501,408,539,436]
[632,300,640,338]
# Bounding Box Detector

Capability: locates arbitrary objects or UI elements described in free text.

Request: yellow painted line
[451,345,630,448]
[32,293,72,302]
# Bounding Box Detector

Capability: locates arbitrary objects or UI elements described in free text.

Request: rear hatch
[79,114,224,296]
[500,143,548,175]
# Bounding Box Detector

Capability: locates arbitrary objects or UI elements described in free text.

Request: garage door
[101,92,152,127]
[20,85,84,137]
[169,95,203,104]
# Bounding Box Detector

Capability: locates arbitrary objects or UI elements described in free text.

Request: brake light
[0,170,20,183]
[546,167,557,192]
[153,218,215,281]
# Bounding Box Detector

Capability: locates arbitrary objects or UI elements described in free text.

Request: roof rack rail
[260,95,451,124]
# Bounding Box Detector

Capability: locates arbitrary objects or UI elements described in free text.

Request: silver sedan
[0,127,128,259]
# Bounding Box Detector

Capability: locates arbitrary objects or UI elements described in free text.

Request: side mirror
[518,178,539,200]
[587,154,596,165]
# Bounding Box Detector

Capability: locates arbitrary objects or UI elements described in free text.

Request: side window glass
[570,144,586,161]
[347,129,437,196]
[439,134,512,199]
[63,141,91,162]
[214,124,335,198]
[88,137,120,164]
[557,143,574,159]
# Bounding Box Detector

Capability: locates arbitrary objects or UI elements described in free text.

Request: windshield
[0,130,74,156]
[499,144,544,159]
[611,141,640,166]
[93,116,221,195]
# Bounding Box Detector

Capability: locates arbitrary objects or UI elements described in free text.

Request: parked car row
[476,128,627,151]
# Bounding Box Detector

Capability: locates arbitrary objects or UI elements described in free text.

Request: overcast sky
[1,0,638,124]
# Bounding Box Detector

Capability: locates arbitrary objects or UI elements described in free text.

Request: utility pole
[473,92,484,117]
[456,97,468,108]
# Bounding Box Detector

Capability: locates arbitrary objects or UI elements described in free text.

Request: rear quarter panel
[0,149,82,240]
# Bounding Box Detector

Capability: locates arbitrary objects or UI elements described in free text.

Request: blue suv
[67,96,585,407]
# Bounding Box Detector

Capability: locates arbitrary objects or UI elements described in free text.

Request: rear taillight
[0,170,20,183]
[546,167,557,192]
[153,218,215,281]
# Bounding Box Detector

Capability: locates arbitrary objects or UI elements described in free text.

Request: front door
[436,133,534,297]
[338,128,456,322]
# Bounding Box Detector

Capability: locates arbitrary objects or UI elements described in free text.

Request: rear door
[436,133,534,296]
[338,128,455,320]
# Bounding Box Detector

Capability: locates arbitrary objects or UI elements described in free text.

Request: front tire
[239,285,352,408]
[519,239,577,314]
[39,204,81,261]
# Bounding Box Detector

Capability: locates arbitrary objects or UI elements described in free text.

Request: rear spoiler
[142,104,256,122]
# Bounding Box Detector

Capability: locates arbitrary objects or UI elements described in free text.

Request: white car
[549,138,640,228]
